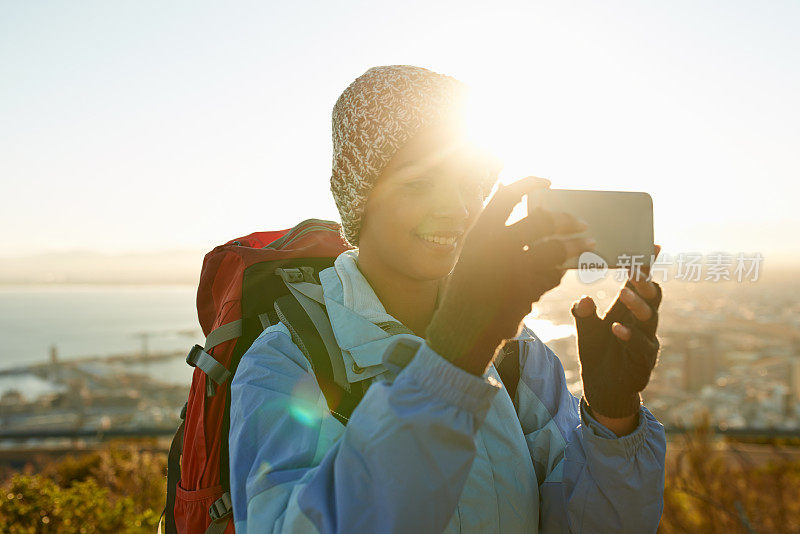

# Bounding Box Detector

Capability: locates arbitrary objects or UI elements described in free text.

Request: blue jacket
[228,250,666,533]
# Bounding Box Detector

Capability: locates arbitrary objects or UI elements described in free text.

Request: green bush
[0,475,158,533]
[0,441,165,534]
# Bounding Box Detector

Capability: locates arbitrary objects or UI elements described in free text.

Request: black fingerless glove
[572,280,663,418]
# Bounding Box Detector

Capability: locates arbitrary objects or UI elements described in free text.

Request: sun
[460,85,537,225]
[462,84,531,187]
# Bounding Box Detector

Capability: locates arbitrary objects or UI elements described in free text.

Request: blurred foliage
[660,412,800,533]
[0,441,165,533]
[1,427,799,532]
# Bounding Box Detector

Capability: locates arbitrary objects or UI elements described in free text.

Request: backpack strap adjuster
[185,320,243,397]
[186,345,232,386]
[208,492,233,522]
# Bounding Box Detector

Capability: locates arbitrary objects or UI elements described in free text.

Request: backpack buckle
[275,266,316,284]
[186,345,232,386]
[186,344,203,367]
[209,492,233,522]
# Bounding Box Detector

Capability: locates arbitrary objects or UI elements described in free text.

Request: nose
[430,179,471,221]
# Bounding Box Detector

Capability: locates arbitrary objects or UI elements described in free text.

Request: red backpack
[160,218,522,533]
[161,219,354,533]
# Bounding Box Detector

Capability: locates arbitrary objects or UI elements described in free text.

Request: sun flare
[463,84,533,188]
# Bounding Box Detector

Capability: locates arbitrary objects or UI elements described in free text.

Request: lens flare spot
[289,403,319,427]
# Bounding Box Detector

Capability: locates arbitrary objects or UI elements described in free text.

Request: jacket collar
[319,249,422,383]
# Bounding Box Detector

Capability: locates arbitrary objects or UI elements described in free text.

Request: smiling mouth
[415,232,461,249]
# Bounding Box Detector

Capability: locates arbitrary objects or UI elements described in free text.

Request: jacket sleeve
[228,324,500,534]
[512,327,666,533]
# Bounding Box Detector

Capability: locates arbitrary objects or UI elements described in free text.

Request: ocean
[0,285,200,382]
[0,284,574,391]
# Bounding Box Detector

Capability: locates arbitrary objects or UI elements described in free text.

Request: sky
[2,0,799,268]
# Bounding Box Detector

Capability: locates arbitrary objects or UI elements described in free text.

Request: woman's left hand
[571,244,663,423]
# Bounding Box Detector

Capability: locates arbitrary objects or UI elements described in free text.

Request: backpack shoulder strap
[273,268,361,424]
[495,340,521,410]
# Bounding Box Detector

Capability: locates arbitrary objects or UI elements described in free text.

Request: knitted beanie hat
[330,65,500,247]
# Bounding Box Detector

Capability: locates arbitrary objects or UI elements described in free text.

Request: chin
[406,245,459,280]
[415,263,455,281]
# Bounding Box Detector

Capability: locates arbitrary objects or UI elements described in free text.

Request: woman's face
[359,122,492,282]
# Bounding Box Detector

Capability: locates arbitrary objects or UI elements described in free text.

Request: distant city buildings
[533,272,800,432]
[678,334,720,393]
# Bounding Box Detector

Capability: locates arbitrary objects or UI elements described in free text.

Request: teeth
[419,234,457,245]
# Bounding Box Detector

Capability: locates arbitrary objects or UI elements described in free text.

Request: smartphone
[527,188,654,269]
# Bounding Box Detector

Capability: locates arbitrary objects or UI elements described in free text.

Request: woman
[229,65,666,533]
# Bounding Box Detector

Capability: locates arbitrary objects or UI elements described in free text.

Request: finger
[630,272,659,301]
[620,286,653,323]
[611,321,631,341]
[614,321,660,373]
[630,278,663,312]
[646,243,662,274]
[602,280,637,326]
[527,236,594,270]
[484,176,551,226]
[571,296,604,340]
[572,295,596,318]
[626,243,662,281]
[615,279,661,338]
[508,208,588,243]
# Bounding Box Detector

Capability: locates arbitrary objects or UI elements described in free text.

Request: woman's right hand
[425,176,595,376]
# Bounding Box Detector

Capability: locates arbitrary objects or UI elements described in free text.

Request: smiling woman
[227,64,667,534]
